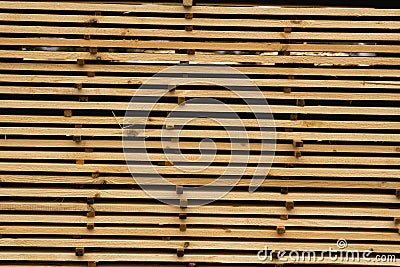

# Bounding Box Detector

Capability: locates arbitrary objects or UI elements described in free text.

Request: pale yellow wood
[2,74,400,89]
[0,238,398,252]
[2,115,400,130]
[0,214,396,229]
[134,129,400,142]
[0,251,399,265]
[0,202,397,217]
[1,151,399,166]
[0,226,399,242]
[1,101,400,116]
[3,62,400,77]
[183,0,192,7]
[135,117,400,129]
[3,86,400,101]
[0,2,398,264]
[0,1,398,17]
[0,38,398,53]
[1,50,398,66]
[1,13,400,29]
[0,163,400,178]
[0,188,398,204]
[1,174,400,189]
[1,25,399,41]
[1,127,399,142]
[0,139,398,154]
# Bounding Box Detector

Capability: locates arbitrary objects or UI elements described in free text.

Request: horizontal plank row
[2,50,398,66]
[0,214,398,229]
[2,127,400,142]
[124,117,400,129]
[3,63,400,77]
[0,238,398,254]
[3,116,400,130]
[1,175,400,189]
[1,202,398,217]
[2,101,400,116]
[1,163,400,178]
[2,25,400,41]
[0,251,398,265]
[1,1,399,17]
[4,87,400,102]
[1,188,398,203]
[2,13,400,29]
[2,38,399,53]
[1,140,398,154]
[1,226,399,241]
[2,151,400,166]
[3,74,400,89]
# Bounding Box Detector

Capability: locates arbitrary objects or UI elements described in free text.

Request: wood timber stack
[0,1,399,266]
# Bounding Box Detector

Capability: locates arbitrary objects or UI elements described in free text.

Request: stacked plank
[0,1,399,266]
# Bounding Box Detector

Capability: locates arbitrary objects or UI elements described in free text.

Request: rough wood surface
[0,1,399,266]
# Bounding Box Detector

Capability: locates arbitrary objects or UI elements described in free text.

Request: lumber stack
[0,1,399,266]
